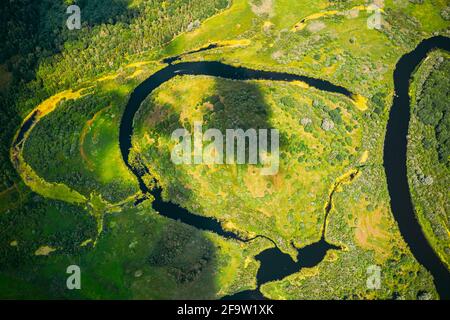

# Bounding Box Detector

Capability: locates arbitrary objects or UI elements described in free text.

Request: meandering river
[119,60,350,298]
[383,36,450,299]
[118,36,450,299]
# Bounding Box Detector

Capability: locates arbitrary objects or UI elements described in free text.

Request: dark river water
[118,60,346,299]
[13,110,38,146]
[117,36,450,299]
[383,36,450,299]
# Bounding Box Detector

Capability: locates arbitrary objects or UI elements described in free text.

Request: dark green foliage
[0,0,228,193]
[205,82,271,132]
[147,223,215,284]
[415,59,450,165]
[1,0,229,88]
[0,100,20,190]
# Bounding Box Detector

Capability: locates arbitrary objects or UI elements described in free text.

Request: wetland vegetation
[0,0,449,299]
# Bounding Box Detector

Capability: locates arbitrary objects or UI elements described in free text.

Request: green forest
[407,51,450,269]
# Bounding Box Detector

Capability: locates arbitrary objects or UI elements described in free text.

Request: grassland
[160,0,449,97]
[1,48,275,299]
[132,75,364,257]
[0,194,272,299]
[133,0,448,298]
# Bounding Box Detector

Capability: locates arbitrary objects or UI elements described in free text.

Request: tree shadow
[130,77,276,297]
[144,221,219,299]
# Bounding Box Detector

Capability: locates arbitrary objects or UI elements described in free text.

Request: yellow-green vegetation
[1,0,449,300]
[129,0,448,299]
[80,106,132,185]
[322,168,361,235]
[0,196,272,299]
[10,89,90,205]
[408,50,450,268]
[2,0,292,300]
[132,75,363,256]
[17,61,163,203]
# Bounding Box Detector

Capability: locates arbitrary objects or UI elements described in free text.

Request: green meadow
[408,50,450,269]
